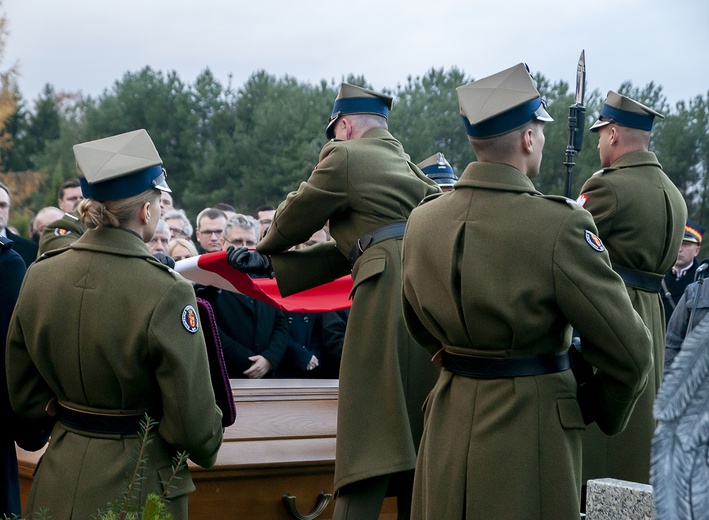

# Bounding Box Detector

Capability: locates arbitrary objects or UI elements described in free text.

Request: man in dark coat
[661,220,704,324]
[1,237,26,517]
[212,290,289,378]
[578,91,687,487]
[275,310,347,379]
[664,268,709,373]
[1,238,59,516]
[227,83,441,520]
[0,181,38,266]
[213,214,290,378]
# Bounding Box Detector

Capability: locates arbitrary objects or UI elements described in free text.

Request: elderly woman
[6,129,223,519]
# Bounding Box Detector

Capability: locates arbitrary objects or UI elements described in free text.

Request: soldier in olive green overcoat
[6,130,223,519]
[578,92,687,486]
[38,208,86,256]
[402,64,652,519]
[229,83,440,519]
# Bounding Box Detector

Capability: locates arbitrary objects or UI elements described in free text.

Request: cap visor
[154,179,171,193]
[534,105,554,123]
[590,118,611,132]
[325,114,340,139]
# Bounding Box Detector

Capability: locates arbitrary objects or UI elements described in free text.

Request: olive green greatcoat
[6,226,223,519]
[402,162,652,519]
[256,128,441,493]
[579,151,687,484]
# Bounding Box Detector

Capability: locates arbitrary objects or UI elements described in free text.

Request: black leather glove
[226,246,273,277]
[152,252,176,269]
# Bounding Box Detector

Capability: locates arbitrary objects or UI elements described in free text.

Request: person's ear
[141,202,151,224]
[608,126,619,145]
[522,127,534,154]
[341,117,354,140]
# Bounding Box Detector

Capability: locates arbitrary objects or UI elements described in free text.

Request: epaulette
[542,194,584,210]
[145,254,181,280]
[591,169,605,177]
[0,236,11,250]
[36,245,72,262]
[64,212,80,221]
[418,192,445,206]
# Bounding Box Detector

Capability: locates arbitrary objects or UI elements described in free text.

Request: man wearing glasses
[220,215,259,250]
[194,208,228,254]
[212,213,288,378]
[163,209,194,243]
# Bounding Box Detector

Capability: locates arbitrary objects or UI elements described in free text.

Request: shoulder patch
[577,194,588,207]
[585,230,605,252]
[181,305,199,333]
[54,228,72,237]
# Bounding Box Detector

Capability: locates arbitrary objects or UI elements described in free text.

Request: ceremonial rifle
[565,51,596,423]
[563,50,586,198]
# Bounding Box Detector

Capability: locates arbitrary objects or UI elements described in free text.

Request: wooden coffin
[17,379,397,520]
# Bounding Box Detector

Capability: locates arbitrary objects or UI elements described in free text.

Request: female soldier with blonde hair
[6,129,223,519]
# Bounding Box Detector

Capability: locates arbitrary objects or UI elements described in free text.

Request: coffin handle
[282,490,333,520]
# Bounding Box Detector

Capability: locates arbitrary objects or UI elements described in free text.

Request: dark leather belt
[614,266,662,292]
[348,222,406,268]
[58,403,156,435]
[441,350,570,379]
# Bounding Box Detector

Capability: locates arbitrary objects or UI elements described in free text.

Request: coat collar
[455,161,541,195]
[604,150,662,173]
[360,127,393,140]
[70,226,153,259]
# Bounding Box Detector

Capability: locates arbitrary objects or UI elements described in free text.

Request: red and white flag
[174,251,353,313]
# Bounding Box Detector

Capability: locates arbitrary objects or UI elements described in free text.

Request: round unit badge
[585,230,605,252]
[181,305,199,333]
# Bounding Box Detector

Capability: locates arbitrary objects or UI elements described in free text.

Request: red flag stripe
[175,251,353,313]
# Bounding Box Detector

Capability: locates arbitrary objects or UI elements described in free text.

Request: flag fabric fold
[174,251,353,313]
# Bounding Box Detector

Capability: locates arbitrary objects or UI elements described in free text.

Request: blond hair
[168,238,198,258]
[79,189,161,229]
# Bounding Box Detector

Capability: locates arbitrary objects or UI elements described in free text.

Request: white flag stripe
[173,256,241,293]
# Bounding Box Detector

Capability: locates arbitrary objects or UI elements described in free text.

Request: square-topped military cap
[590,91,664,132]
[74,129,171,202]
[417,152,458,187]
[325,83,394,139]
[456,63,553,139]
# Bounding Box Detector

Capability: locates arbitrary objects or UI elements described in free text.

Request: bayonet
[575,50,586,106]
[564,50,587,198]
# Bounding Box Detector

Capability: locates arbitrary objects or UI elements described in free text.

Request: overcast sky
[3,0,707,110]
